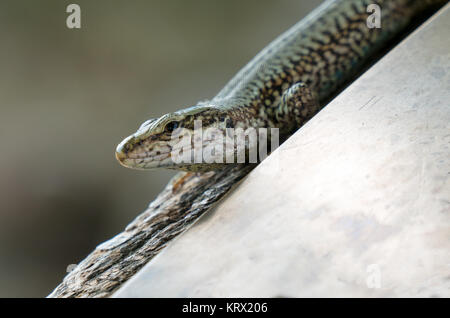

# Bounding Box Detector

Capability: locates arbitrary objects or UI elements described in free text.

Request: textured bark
[47,165,253,298]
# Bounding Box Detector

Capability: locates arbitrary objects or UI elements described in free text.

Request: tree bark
[47,165,253,298]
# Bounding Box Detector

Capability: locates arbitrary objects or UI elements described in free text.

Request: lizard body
[116,0,446,171]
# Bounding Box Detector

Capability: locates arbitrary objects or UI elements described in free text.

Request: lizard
[48,0,447,298]
[115,0,447,172]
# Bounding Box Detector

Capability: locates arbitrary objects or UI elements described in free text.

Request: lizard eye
[164,121,180,132]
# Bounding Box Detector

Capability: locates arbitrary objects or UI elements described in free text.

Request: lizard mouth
[116,154,172,170]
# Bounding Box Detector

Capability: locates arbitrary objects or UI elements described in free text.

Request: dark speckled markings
[116,0,447,171]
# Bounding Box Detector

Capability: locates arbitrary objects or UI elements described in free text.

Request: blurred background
[0,0,321,297]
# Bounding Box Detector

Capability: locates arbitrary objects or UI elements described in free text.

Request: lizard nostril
[116,135,136,158]
[115,150,127,162]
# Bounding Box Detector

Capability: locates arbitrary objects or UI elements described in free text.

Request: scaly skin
[116,0,446,171]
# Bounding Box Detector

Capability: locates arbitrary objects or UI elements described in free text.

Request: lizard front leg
[275,82,320,135]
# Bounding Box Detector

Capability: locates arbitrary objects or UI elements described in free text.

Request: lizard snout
[115,135,136,164]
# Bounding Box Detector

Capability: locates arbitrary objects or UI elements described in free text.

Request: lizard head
[115,104,236,171]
